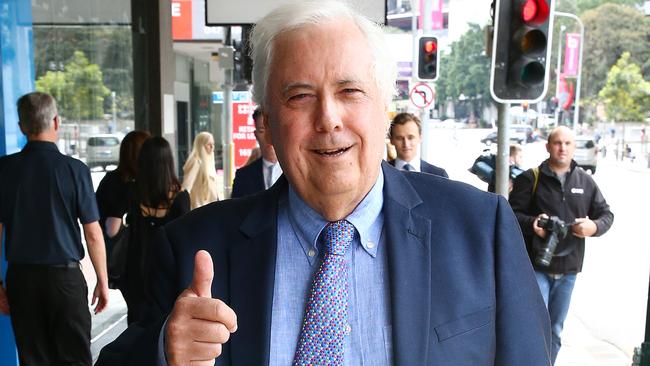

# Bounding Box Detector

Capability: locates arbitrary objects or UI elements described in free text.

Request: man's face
[511,151,523,167]
[390,121,421,162]
[254,115,278,163]
[262,20,387,217]
[546,128,575,169]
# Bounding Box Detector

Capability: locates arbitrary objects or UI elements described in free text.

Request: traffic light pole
[554,25,566,127]
[495,102,511,198]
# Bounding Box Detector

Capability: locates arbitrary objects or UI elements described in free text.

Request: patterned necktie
[403,163,413,171]
[293,220,355,366]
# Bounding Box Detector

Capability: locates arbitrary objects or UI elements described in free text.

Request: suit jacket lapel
[382,162,432,365]
[254,158,266,191]
[228,179,286,365]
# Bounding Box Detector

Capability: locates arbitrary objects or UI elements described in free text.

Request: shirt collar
[262,158,277,168]
[395,158,421,172]
[287,169,385,265]
[23,140,59,152]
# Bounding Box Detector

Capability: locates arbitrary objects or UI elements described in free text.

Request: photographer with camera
[509,126,614,364]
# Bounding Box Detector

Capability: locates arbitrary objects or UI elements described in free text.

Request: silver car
[86,134,121,170]
[574,136,598,174]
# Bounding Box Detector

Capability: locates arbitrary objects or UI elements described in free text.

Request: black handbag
[106,215,131,290]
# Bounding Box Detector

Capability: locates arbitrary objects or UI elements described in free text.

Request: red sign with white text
[232,102,257,168]
[171,0,192,40]
[563,33,581,77]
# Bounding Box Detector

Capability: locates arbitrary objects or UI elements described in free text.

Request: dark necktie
[403,163,414,171]
[293,220,355,365]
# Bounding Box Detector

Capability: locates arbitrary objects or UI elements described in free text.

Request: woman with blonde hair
[182,131,219,209]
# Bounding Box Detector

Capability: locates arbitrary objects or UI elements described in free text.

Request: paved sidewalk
[557,313,632,366]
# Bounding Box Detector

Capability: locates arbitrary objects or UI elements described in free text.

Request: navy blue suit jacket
[231,158,265,198]
[388,158,449,178]
[98,162,550,365]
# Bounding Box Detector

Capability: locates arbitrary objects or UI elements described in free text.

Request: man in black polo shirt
[0,92,109,365]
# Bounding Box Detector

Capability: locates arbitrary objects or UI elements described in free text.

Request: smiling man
[98,2,550,365]
[388,112,448,177]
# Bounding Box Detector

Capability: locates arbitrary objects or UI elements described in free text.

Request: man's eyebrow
[336,78,363,87]
[282,83,314,96]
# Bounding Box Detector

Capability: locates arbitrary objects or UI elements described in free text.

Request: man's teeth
[317,147,349,155]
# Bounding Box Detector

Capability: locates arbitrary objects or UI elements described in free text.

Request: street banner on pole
[563,33,581,77]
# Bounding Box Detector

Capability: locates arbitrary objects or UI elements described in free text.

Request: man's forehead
[269,22,375,89]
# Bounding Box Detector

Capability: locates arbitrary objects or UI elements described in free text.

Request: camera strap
[529,167,577,258]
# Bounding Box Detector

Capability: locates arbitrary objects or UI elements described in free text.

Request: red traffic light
[521,0,550,25]
[417,36,439,80]
[424,40,437,53]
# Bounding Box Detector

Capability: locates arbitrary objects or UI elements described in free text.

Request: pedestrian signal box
[417,36,439,81]
[490,0,555,103]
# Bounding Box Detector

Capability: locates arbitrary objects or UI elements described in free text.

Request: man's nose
[314,96,343,132]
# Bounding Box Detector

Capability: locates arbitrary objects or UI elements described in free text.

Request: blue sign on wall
[212,91,251,104]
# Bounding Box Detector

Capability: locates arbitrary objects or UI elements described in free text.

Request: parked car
[574,135,598,174]
[86,134,121,170]
[480,124,534,146]
[509,124,534,144]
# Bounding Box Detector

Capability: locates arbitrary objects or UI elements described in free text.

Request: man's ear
[261,111,273,146]
[52,115,60,131]
[18,122,27,135]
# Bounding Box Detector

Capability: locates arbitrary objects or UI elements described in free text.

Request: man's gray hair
[17,92,58,135]
[250,1,396,108]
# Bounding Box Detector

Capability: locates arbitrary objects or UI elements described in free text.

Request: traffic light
[417,36,439,81]
[490,0,555,103]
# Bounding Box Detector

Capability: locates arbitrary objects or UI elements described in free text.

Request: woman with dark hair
[96,130,150,241]
[123,136,189,324]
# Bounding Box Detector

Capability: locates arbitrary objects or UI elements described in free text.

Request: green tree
[101,28,134,118]
[33,26,134,118]
[35,70,69,106]
[598,52,650,122]
[581,4,650,101]
[36,51,110,120]
[436,23,492,123]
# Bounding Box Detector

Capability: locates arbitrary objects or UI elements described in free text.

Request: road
[425,126,650,365]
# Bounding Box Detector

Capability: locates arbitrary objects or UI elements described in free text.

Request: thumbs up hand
[165,250,238,365]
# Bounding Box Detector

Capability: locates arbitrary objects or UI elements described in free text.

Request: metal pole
[111,91,117,133]
[496,102,510,198]
[422,0,431,32]
[554,25,565,126]
[419,0,432,160]
[555,12,584,133]
[223,70,234,198]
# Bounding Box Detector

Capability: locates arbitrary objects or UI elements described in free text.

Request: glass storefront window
[32,0,132,165]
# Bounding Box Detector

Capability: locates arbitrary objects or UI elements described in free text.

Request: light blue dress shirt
[269,170,392,365]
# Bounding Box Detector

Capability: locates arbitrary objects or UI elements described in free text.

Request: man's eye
[288,93,311,101]
[343,88,363,94]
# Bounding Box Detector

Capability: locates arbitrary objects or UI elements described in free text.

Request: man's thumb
[190,250,213,298]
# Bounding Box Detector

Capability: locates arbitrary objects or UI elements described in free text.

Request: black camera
[535,216,570,267]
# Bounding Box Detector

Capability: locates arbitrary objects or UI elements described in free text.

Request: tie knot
[403,163,413,171]
[323,220,355,256]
